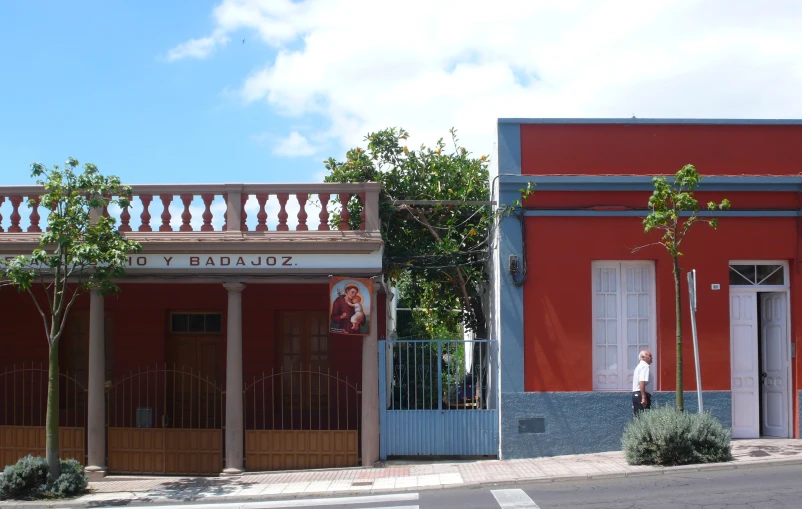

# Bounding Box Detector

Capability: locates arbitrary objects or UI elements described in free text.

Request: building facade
[0,182,385,475]
[492,119,802,458]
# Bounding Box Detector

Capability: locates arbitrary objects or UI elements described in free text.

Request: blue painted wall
[500,391,732,458]
[494,121,527,458]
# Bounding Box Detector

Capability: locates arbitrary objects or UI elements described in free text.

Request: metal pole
[687,269,703,414]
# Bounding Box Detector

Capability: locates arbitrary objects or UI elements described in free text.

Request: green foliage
[0,159,141,481]
[2,158,142,308]
[324,128,491,335]
[0,456,88,500]
[0,456,48,500]
[641,164,730,411]
[622,405,733,466]
[643,164,730,257]
[49,459,88,497]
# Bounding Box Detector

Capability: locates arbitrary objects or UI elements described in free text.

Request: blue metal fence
[379,339,499,458]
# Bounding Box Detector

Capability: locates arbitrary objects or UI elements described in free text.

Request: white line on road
[360,506,418,509]
[491,488,540,509]
[93,492,420,509]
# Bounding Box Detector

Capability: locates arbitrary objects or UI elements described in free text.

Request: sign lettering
[3,252,381,271]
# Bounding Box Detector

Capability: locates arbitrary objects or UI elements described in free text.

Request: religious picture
[329,276,372,336]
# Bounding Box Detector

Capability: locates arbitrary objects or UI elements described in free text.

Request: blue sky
[1,0,323,185]
[2,0,801,187]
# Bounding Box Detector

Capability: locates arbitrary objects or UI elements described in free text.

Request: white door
[760,293,789,437]
[730,291,759,438]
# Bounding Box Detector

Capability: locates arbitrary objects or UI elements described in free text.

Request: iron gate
[244,367,360,471]
[378,339,498,458]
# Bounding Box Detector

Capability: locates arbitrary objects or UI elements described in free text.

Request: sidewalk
[5,439,802,508]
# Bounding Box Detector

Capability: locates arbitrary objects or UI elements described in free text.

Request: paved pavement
[4,439,802,508]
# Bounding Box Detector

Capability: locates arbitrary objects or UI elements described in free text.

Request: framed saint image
[329,276,372,335]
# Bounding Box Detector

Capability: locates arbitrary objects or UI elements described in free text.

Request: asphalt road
[93,463,802,509]
[420,463,802,508]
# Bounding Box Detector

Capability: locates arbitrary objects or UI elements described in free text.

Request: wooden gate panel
[106,365,223,475]
[245,430,358,471]
[0,426,85,467]
[108,428,165,474]
[164,429,222,475]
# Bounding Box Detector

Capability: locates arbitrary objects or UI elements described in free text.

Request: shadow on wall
[501,391,733,459]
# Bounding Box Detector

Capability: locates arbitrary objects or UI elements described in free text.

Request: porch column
[223,282,246,474]
[361,283,380,466]
[85,290,106,478]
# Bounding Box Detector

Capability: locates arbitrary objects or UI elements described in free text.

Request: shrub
[0,455,48,500]
[622,405,733,466]
[50,459,88,497]
[0,456,89,500]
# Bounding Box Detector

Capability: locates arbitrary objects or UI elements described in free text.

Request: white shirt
[632,360,650,392]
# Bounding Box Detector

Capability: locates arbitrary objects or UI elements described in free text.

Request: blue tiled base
[500,391,732,459]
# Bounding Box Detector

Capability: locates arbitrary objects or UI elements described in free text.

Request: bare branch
[56,283,84,345]
[35,261,54,315]
[631,241,666,253]
[26,288,52,346]
[400,204,474,312]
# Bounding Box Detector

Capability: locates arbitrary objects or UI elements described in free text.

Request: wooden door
[730,291,759,438]
[166,335,221,429]
[760,292,789,437]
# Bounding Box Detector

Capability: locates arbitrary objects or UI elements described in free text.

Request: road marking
[491,488,540,509]
[95,492,420,509]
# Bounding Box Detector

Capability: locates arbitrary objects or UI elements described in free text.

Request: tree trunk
[470,296,488,340]
[46,341,61,482]
[673,256,684,412]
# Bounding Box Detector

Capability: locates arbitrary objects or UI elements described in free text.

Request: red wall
[520,123,802,176]
[0,282,386,388]
[0,287,51,366]
[524,214,801,436]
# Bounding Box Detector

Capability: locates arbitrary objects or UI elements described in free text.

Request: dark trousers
[632,391,651,415]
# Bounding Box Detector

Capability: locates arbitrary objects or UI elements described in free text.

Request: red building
[493,119,802,458]
[0,182,385,475]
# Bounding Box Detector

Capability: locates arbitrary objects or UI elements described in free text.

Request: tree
[641,164,729,412]
[324,128,490,337]
[0,159,141,481]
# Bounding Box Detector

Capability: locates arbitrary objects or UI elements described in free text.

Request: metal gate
[378,339,498,458]
[106,365,223,475]
[244,367,360,471]
[0,363,86,467]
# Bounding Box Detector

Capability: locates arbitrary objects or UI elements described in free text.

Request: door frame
[728,260,793,438]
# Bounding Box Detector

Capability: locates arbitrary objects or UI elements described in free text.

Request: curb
[4,458,802,509]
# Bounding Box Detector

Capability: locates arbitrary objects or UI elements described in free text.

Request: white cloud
[271,131,319,157]
[167,31,230,61]
[170,0,802,156]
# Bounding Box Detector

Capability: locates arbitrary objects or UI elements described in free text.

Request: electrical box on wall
[711,284,721,290]
[509,255,519,275]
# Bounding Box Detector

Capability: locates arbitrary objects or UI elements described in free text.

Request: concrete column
[223,282,246,475]
[85,290,106,477]
[361,283,380,466]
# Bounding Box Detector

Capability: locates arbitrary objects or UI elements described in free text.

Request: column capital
[222,282,246,293]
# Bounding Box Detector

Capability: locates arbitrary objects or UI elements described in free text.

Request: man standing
[632,350,653,416]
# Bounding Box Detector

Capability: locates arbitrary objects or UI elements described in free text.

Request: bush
[0,456,89,500]
[0,455,48,500]
[50,459,88,497]
[622,405,733,466]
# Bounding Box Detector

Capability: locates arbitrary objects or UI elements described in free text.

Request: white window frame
[728,260,789,290]
[592,261,657,391]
